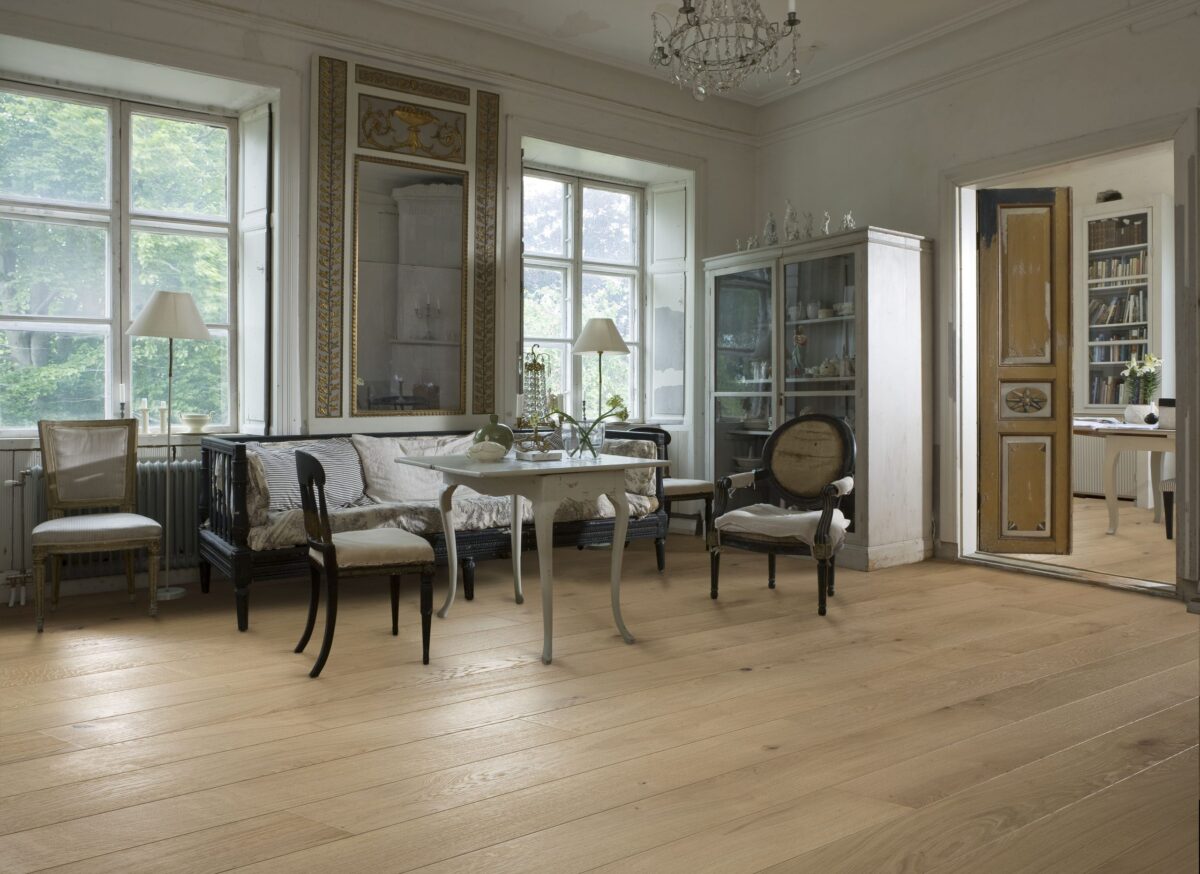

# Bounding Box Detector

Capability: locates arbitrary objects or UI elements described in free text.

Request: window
[522,171,641,419]
[0,81,236,432]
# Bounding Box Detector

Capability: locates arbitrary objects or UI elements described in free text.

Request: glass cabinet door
[712,266,774,486]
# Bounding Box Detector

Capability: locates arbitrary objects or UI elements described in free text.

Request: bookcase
[1074,198,1173,412]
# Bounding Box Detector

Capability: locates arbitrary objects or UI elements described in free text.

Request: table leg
[437,483,460,618]
[532,497,559,664]
[1104,442,1120,535]
[608,488,635,645]
[511,494,525,605]
[1150,451,1164,523]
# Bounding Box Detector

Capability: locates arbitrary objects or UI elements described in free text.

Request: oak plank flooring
[0,538,1194,873]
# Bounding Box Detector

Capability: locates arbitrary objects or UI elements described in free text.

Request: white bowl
[468,441,508,462]
[179,413,210,434]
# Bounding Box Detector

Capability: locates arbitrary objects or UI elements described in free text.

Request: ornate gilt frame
[314,57,348,418]
[350,154,469,416]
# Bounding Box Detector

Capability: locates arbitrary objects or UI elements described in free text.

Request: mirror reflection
[354,156,466,414]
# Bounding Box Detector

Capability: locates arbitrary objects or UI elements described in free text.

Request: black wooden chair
[629,426,714,551]
[294,450,436,677]
[708,414,855,615]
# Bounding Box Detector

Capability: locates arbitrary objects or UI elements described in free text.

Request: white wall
[0,0,757,456]
[752,0,1200,549]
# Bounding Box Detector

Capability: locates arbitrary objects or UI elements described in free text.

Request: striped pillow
[247,438,367,513]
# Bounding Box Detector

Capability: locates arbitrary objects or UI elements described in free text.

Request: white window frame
[521,168,644,420]
[0,78,238,435]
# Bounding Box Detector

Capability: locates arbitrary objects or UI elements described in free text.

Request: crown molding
[758,0,1200,145]
[128,0,757,145]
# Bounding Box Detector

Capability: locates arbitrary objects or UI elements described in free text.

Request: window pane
[132,329,230,426]
[522,176,568,257]
[582,187,634,264]
[131,114,228,218]
[580,346,635,418]
[582,273,635,339]
[0,90,109,205]
[131,230,229,323]
[523,266,568,338]
[0,325,107,429]
[0,217,108,318]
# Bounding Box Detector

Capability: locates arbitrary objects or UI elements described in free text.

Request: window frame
[521,168,644,420]
[0,78,238,435]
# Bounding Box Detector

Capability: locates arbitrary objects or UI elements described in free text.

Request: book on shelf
[1089,374,1125,405]
[1088,252,1146,279]
[1088,215,1148,250]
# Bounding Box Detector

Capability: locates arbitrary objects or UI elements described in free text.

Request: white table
[394,453,666,664]
[1073,426,1176,535]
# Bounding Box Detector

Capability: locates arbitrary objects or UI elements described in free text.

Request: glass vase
[566,421,605,458]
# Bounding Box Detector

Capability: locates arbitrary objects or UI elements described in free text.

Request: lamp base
[156,585,188,601]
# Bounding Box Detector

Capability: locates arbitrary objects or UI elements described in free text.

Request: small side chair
[708,414,855,615]
[295,450,436,678]
[630,426,715,549]
[33,419,162,631]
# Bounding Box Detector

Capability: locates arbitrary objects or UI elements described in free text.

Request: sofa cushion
[601,437,659,496]
[352,432,476,502]
[247,438,367,514]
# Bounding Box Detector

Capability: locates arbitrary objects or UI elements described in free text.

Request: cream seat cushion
[715,504,849,549]
[663,477,714,497]
[313,527,434,568]
[32,513,161,547]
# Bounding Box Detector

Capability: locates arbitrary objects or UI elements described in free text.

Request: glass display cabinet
[704,227,930,570]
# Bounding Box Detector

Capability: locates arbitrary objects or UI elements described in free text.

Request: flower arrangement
[553,395,629,458]
[1121,353,1162,405]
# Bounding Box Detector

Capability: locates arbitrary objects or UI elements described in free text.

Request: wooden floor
[1011,496,1177,583]
[0,538,1196,873]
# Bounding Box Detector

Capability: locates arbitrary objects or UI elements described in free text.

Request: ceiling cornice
[757,0,1200,145]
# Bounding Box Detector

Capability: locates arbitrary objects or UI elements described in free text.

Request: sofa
[198,429,668,630]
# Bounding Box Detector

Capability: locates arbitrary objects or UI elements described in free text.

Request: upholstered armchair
[708,414,856,615]
[32,419,162,631]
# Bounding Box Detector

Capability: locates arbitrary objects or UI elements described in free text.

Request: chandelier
[650,0,804,100]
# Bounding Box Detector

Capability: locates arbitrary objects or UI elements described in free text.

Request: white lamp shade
[572,317,629,356]
[126,290,212,340]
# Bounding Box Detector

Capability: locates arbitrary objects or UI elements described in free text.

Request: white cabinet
[703,227,932,571]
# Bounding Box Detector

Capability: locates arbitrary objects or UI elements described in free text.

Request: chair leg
[296,564,320,653]
[655,537,666,573]
[199,560,212,594]
[827,556,836,597]
[817,560,828,616]
[1163,490,1174,540]
[768,553,776,589]
[420,567,434,665]
[390,574,401,635]
[51,556,62,610]
[33,553,45,633]
[710,549,720,600]
[147,542,159,617]
[124,551,136,601]
[309,567,339,678]
[461,558,475,602]
[703,497,713,547]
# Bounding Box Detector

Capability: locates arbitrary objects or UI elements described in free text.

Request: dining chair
[629,426,714,550]
[32,419,162,631]
[294,450,436,677]
[708,414,855,615]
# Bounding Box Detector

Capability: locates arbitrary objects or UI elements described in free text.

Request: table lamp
[572,317,629,418]
[127,290,211,600]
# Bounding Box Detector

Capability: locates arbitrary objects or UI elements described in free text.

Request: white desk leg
[1104,442,1121,535]
[437,482,460,618]
[1150,451,1164,523]
[511,494,525,605]
[532,495,559,664]
[609,488,635,645]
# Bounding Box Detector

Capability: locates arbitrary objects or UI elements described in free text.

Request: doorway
[960,142,1179,594]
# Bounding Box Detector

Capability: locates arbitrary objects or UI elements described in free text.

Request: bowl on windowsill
[179,413,211,434]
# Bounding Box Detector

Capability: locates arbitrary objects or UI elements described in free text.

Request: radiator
[17,460,202,578]
[1071,434,1136,499]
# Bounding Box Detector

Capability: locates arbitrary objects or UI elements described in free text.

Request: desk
[394,453,666,664]
[1072,426,1176,535]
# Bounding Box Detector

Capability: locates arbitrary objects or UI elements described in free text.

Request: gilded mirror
[352,155,467,415]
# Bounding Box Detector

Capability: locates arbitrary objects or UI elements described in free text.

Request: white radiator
[1071,434,1137,499]
[11,460,202,578]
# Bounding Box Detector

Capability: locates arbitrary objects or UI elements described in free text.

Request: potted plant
[553,395,629,458]
[1121,353,1162,424]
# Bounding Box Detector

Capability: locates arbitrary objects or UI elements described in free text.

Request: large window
[522,171,641,419]
[0,82,236,432]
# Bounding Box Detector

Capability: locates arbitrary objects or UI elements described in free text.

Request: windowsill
[0,432,224,450]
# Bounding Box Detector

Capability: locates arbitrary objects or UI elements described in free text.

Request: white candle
[118,383,126,403]
[788,0,795,12]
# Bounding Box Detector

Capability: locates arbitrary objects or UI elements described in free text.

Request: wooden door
[1174,108,1199,609]
[978,188,1072,554]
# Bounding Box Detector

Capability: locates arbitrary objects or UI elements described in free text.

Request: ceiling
[379,0,1032,103]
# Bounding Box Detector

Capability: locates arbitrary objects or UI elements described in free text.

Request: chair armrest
[813,476,853,557]
[824,476,854,497]
[711,468,766,535]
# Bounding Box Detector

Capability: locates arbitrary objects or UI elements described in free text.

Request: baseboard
[841,538,932,571]
[27,567,204,599]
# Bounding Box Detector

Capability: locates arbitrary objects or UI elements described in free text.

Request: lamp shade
[572,318,629,356]
[126,290,211,340]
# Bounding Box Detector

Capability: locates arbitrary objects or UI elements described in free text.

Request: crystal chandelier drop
[650,0,804,100]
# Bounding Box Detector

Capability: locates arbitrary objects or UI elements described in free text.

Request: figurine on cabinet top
[803,211,815,239]
[784,201,801,242]
[822,211,831,235]
[841,211,856,231]
[763,212,779,246]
